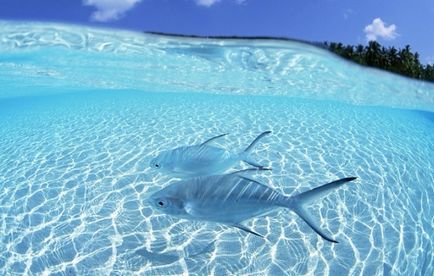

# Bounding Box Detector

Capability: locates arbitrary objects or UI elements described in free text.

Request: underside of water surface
[0,21,433,275]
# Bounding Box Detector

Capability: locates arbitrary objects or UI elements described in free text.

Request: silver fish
[148,171,357,243]
[150,131,271,178]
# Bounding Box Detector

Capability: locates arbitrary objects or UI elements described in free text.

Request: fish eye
[155,164,160,168]
[156,199,168,208]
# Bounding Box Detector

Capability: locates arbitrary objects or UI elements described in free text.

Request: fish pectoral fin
[184,203,201,217]
[200,133,228,146]
[232,224,265,238]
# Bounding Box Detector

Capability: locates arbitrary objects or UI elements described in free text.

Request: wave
[0,20,433,112]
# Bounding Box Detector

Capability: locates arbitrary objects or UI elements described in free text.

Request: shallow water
[0,22,433,275]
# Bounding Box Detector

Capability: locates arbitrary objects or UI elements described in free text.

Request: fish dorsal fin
[232,223,265,238]
[200,133,228,146]
[238,175,267,186]
[229,167,272,176]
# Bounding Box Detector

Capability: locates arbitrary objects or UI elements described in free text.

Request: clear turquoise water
[0,21,433,275]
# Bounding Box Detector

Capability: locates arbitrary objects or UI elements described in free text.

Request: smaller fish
[150,131,271,178]
[148,172,357,243]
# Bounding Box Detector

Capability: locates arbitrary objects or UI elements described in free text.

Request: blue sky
[1,0,433,63]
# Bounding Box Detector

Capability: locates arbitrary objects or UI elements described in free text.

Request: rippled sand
[0,91,432,275]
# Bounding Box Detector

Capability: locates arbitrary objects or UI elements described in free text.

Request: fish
[150,131,271,178]
[148,171,357,243]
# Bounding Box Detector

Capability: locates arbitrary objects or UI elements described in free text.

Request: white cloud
[83,0,142,22]
[194,0,246,7]
[343,8,353,20]
[83,0,246,21]
[364,18,398,41]
[195,0,221,7]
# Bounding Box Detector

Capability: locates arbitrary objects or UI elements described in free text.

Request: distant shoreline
[145,32,434,83]
[145,31,327,47]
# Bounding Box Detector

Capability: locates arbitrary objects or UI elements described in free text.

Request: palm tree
[323,41,433,83]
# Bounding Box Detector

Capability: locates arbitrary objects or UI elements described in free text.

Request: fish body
[150,131,271,178]
[151,174,282,223]
[149,172,357,242]
[150,145,238,178]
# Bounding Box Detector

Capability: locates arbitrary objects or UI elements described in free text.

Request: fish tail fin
[239,131,271,168]
[284,177,357,243]
[243,131,271,153]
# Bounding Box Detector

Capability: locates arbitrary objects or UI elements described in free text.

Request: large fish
[148,171,357,243]
[150,131,271,178]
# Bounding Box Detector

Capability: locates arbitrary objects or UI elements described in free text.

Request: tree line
[323,41,434,82]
